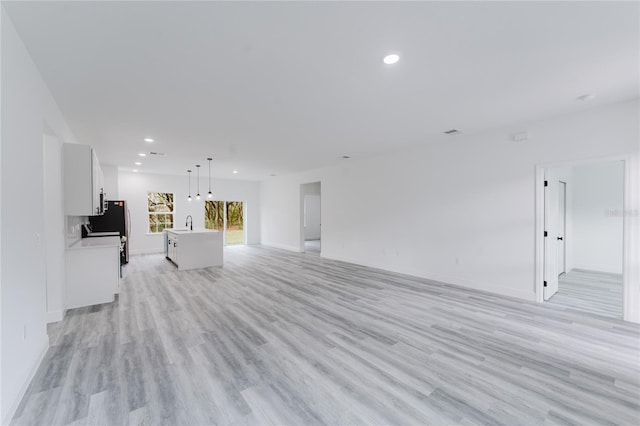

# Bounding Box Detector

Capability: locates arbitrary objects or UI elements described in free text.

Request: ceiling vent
[148,152,165,156]
[443,129,461,135]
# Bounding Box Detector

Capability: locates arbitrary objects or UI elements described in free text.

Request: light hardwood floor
[12,246,640,425]
[547,269,623,319]
[304,239,321,255]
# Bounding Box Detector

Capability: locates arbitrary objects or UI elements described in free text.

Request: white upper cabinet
[63,143,105,216]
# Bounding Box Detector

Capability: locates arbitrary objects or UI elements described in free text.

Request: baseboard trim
[260,242,303,253]
[321,252,535,302]
[130,248,164,256]
[2,335,49,425]
[572,265,623,275]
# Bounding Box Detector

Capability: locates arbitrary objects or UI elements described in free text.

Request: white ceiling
[4,1,639,180]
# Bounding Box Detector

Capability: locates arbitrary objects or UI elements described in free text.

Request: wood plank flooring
[547,269,623,319]
[304,240,321,255]
[12,245,640,425]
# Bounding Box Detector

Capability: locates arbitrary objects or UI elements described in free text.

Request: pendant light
[195,164,201,200]
[207,157,213,198]
[187,169,192,202]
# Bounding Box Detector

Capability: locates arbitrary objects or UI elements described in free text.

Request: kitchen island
[164,228,223,270]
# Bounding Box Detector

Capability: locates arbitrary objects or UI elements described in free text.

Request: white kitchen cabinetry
[65,236,120,309]
[167,235,179,264]
[63,143,105,216]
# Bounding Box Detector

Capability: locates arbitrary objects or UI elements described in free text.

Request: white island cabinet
[164,229,223,270]
[65,236,120,309]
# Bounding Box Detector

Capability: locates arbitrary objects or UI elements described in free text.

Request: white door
[543,172,560,300]
[557,181,567,275]
[304,195,321,240]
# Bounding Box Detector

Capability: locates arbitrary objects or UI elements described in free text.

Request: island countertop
[164,228,221,235]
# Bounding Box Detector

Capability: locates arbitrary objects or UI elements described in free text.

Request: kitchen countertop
[164,228,221,235]
[67,236,121,250]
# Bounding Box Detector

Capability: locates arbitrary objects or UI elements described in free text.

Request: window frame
[147,191,175,234]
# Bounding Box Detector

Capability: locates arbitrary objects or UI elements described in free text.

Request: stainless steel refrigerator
[88,200,130,264]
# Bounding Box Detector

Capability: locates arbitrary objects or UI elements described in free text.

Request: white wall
[101,164,119,201]
[260,100,640,310]
[43,135,66,323]
[118,171,260,254]
[572,161,624,273]
[0,10,78,423]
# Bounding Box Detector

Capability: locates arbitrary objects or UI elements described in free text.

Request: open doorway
[300,182,321,255]
[541,160,624,319]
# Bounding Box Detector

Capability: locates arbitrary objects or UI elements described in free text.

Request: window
[148,192,174,233]
[205,200,244,245]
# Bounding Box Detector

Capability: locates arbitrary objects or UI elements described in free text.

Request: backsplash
[66,215,87,247]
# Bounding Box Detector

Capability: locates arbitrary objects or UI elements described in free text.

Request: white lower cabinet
[167,235,178,263]
[65,237,120,309]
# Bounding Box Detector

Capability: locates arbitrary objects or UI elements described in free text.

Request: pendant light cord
[187,169,192,198]
[196,165,200,196]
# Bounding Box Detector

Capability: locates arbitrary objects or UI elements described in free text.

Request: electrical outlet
[455,257,462,265]
[35,233,41,245]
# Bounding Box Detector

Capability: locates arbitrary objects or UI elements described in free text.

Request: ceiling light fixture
[144,138,154,143]
[187,169,192,202]
[207,157,213,198]
[443,129,461,135]
[383,54,400,65]
[576,94,595,101]
[135,162,142,166]
[133,169,138,173]
[233,170,238,174]
[195,164,201,201]
[138,153,146,157]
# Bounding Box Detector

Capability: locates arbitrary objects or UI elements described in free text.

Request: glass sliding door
[205,200,224,231]
[225,201,244,245]
[204,200,244,245]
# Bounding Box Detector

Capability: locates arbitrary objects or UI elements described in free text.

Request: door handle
[557,237,563,241]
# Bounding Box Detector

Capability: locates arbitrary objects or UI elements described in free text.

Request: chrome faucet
[186,215,193,231]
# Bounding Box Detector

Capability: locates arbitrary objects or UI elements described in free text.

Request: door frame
[534,155,638,322]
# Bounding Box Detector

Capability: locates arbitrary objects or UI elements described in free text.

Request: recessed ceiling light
[133,169,138,173]
[383,54,400,65]
[576,94,595,101]
[138,153,146,157]
[144,138,154,143]
[135,162,142,166]
[232,170,238,174]
[444,129,461,135]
